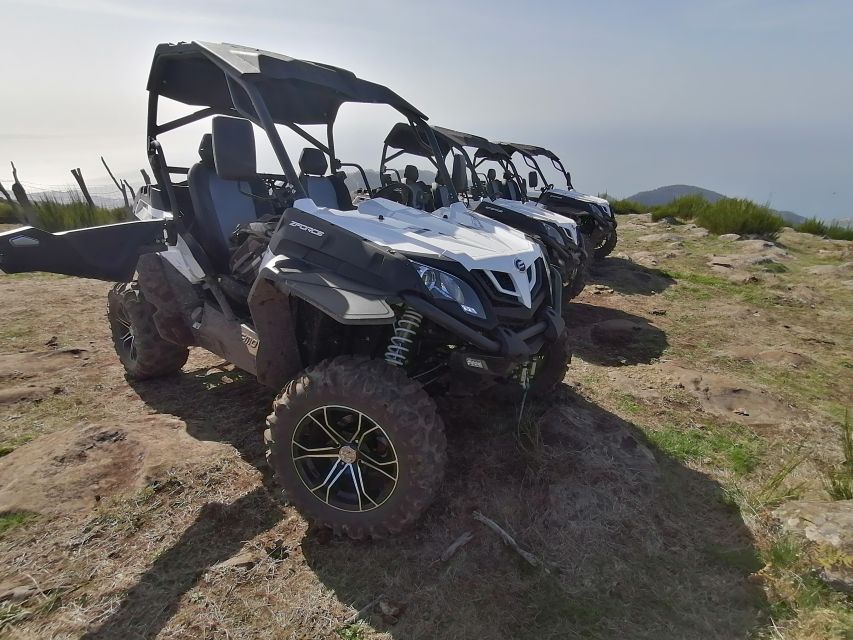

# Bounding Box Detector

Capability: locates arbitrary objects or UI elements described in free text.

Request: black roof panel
[148,41,426,126]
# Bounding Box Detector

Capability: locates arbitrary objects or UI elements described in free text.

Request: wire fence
[0,176,132,210]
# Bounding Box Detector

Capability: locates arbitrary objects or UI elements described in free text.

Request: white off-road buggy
[501,142,618,260]
[0,42,570,538]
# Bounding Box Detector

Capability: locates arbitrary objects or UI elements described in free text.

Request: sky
[0,0,851,219]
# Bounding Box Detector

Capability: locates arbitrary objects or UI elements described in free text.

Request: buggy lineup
[0,41,615,538]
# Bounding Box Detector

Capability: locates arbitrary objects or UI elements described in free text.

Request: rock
[589,284,614,295]
[214,551,260,570]
[773,500,853,593]
[625,251,659,267]
[719,233,741,241]
[708,257,734,268]
[650,309,666,316]
[661,365,799,426]
[774,500,853,548]
[0,583,38,603]
[590,319,652,346]
[638,233,681,243]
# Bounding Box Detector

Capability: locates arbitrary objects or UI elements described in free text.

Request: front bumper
[401,294,564,361]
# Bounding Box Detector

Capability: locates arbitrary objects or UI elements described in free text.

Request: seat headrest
[487,168,497,181]
[299,148,328,176]
[434,170,445,186]
[404,165,419,182]
[212,117,256,180]
[504,171,514,181]
[198,133,214,167]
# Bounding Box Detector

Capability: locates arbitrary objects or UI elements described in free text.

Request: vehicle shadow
[303,388,767,639]
[567,302,668,366]
[80,487,283,640]
[129,361,277,473]
[589,257,676,295]
[78,365,284,639]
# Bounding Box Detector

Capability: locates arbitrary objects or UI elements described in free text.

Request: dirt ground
[0,215,851,639]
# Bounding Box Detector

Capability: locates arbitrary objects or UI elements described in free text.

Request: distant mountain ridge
[626,184,807,225]
[626,184,727,207]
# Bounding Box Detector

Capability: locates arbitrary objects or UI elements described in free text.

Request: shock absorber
[384,307,423,367]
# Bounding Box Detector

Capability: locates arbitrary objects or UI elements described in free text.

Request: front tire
[594,229,618,260]
[265,356,447,539]
[107,282,189,380]
[529,330,572,398]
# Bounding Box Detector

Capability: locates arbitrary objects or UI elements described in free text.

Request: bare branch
[70,168,95,208]
[101,156,130,210]
[9,162,39,226]
[440,530,474,562]
[472,511,550,572]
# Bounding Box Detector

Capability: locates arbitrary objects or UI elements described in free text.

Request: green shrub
[600,195,649,216]
[651,194,711,221]
[796,217,853,241]
[0,201,17,224]
[33,196,127,232]
[695,198,784,238]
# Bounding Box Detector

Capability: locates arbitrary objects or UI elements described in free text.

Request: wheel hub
[291,405,399,512]
[338,444,358,464]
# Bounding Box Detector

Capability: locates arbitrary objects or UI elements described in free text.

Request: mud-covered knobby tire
[563,235,592,303]
[107,282,189,380]
[594,229,618,260]
[529,330,572,399]
[265,356,447,539]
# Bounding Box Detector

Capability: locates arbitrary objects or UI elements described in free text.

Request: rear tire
[594,229,618,260]
[265,356,447,539]
[107,282,189,380]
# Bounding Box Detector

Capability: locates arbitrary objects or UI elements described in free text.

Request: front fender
[247,265,396,389]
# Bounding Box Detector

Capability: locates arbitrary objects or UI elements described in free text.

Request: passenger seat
[485,168,503,199]
[298,148,354,210]
[432,171,451,208]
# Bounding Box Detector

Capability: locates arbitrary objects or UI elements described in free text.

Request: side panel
[0,221,168,282]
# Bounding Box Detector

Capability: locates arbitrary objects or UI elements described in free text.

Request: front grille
[473,257,549,326]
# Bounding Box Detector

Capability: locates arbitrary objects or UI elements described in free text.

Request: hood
[473,197,580,245]
[293,198,545,308]
[545,188,612,214]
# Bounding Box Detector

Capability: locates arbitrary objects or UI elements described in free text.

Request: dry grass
[0,213,851,638]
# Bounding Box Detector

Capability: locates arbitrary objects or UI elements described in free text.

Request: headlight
[412,262,486,319]
[543,224,566,247]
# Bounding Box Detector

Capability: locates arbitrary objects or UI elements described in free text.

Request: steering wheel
[373,182,414,206]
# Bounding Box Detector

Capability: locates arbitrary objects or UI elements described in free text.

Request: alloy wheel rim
[115,306,137,361]
[291,405,399,512]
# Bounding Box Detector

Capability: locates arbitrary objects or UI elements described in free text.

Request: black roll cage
[145,42,458,220]
[500,143,574,191]
[378,125,461,201]
[383,123,531,204]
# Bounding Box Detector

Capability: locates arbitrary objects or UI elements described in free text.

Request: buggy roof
[384,123,507,159]
[147,41,427,126]
[498,142,561,162]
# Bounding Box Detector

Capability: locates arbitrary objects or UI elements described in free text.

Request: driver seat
[404,165,429,209]
[298,148,354,210]
[504,171,522,201]
[187,117,274,273]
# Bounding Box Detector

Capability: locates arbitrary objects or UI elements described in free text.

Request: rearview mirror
[528,171,538,189]
[452,155,468,193]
